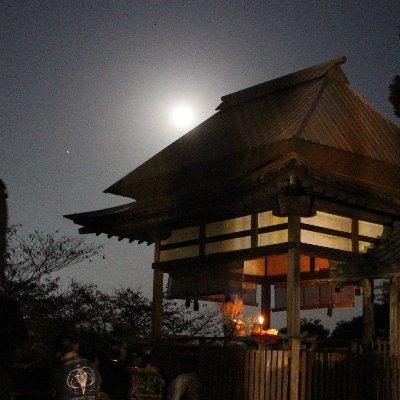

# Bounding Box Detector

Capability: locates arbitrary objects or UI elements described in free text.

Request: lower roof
[65,148,400,244]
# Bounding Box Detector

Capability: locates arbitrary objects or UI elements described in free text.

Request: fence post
[390,277,400,356]
[287,214,301,400]
[362,278,374,347]
[290,338,301,400]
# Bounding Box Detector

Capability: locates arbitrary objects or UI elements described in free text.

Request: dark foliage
[330,316,363,340]
[300,318,330,339]
[279,318,330,339]
[389,75,400,118]
[388,26,400,118]
[5,225,102,296]
[5,226,219,365]
[331,282,390,340]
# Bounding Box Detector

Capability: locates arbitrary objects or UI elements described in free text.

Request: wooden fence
[298,352,400,400]
[9,342,399,400]
[199,346,289,400]
[244,348,289,400]
[198,346,400,400]
[372,339,391,355]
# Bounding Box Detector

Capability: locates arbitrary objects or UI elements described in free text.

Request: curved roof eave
[105,57,400,202]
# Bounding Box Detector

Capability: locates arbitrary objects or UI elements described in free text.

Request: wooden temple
[66,57,400,398]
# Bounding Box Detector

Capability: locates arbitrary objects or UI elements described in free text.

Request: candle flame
[258,315,264,325]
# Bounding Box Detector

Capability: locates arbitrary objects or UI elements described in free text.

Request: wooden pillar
[390,276,400,355]
[287,215,301,338]
[261,282,271,329]
[362,278,374,346]
[287,214,301,400]
[152,241,163,342]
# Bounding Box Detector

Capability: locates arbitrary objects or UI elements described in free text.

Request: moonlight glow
[170,104,195,129]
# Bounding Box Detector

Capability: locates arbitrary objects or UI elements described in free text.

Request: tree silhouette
[388,27,400,118]
[389,75,400,118]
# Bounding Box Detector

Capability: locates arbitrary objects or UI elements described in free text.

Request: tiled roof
[216,56,348,110]
[106,57,400,201]
[301,81,400,166]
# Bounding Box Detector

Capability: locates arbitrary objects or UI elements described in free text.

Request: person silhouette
[55,337,102,400]
[0,288,28,400]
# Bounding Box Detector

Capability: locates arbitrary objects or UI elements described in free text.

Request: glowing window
[359,241,374,253]
[258,230,288,246]
[358,221,383,238]
[206,216,251,237]
[244,258,265,276]
[258,211,288,228]
[266,254,313,276]
[205,236,251,255]
[267,254,288,276]
[302,212,352,232]
[315,258,329,271]
[301,230,352,251]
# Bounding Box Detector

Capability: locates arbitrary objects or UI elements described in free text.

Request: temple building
[65,56,400,363]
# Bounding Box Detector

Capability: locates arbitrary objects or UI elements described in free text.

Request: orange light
[258,315,264,325]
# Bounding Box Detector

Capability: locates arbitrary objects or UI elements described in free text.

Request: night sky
[2,1,399,329]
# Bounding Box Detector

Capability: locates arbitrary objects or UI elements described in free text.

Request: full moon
[170,104,195,129]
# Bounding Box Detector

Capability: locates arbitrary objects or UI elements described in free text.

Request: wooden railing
[8,339,399,400]
[299,351,400,400]
[244,348,289,400]
[198,346,400,400]
[199,346,290,400]
[372,339,390,355]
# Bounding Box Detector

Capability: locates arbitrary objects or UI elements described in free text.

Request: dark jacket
[0,295,28,366]
[56,355,102,400]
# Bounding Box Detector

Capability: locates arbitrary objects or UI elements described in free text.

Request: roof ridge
[293,78,329,139]
[217,56,347,111]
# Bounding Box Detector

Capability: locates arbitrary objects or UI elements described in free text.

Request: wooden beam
[362,278,374,346]
[274,194,315,217]
[297,162,400,215]
[287,215,301,338]
[152,241,163,343]
[313,198,393,225]
[154,241,359,272]
[153,242,292,272]
[264,269,330,284]
[287,214,301,400]
[251,213,258,249]
[199,224,206,256]
[301,222,353,239]
[160,223,289,252]
[298,243,360,262]
[390,276,400,355]
[351,218,358,253]
[261,282,271,329]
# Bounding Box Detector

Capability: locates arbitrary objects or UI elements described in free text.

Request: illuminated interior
[160,210,385,262]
